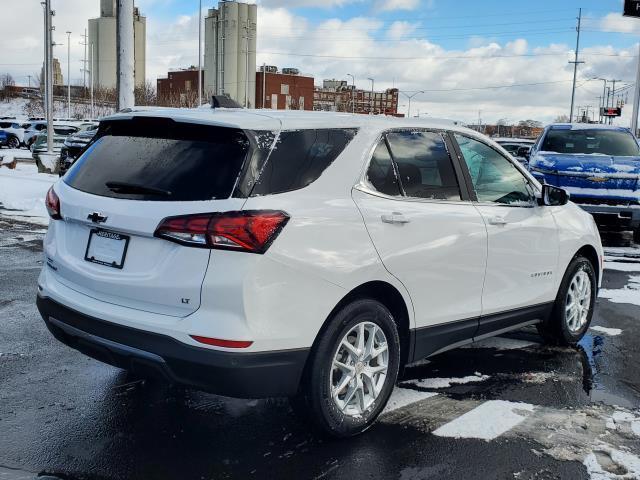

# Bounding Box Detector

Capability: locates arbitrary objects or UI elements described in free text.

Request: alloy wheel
[329,321,389,417]
[565,269,592,333]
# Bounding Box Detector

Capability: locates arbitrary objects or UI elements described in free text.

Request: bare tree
[553,114,570,123]
[135,81,157,106]
[0,73,15,101]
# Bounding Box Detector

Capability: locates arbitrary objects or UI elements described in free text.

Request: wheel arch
[575,244,600,284]
[300,280,413,391]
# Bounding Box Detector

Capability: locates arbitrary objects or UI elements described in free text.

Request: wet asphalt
[1,217,639,480]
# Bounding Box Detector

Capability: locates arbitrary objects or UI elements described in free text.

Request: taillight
[190,335,253,348]
[45,186,62,220]
[154,210,289,253]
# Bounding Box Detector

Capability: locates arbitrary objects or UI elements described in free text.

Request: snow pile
[599,275,640,307]
[0,97,28,118]
[590,326,623,336]
[432,400,535,440]
[402,373,490,389]
[0,163,56,224]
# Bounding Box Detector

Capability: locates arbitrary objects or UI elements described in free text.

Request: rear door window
[386,131,462,201]
[65,118,252,201]
[250,128,356,196]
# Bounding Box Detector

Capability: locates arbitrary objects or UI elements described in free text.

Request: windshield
[541,129,640,156]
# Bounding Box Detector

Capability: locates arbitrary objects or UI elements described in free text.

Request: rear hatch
[48,116,270,317]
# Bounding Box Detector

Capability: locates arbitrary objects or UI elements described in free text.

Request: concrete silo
[204,1,257,107]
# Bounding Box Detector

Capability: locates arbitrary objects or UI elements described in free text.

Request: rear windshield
[541,129,640,156]
[64,118,251,201]
[65,118,356,201]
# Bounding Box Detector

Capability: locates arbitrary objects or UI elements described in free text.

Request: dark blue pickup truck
[528,124,640,242]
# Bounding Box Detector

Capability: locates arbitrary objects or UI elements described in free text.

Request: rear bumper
[37,295,309,398]
[575,202,640,230]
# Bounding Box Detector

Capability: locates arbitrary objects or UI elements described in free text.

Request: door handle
[488,215,507,226]
[381,212,411,224]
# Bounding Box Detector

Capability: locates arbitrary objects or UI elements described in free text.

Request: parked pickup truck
[528,123,640,242]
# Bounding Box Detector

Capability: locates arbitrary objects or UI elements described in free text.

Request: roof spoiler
[211,95,243,109]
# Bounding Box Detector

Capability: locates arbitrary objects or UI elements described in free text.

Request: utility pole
[80,29,88,90]
[90,42,94,118]
[569,8,584,123]
[367,77,374,114]
[262,63,266,109]
[346,74,355,113]
[116,0,135,111]
[27,75,32,88]
[400,90,424,118]
[198,0,202,106]
[632,43,640,135]
[66,31,71,119]
[44,0,53,154]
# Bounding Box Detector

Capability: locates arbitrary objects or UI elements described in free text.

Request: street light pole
[367,77,374,114]
[400,90,424,118]
[346,73,354,113]
[66,31,71,118]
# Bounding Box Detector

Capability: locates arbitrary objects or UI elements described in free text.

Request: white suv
[37,108,603,437]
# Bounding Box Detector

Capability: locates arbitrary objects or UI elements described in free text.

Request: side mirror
[516,146,531,159]
[539,184,569,206]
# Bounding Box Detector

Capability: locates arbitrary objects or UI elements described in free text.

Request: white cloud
[600,12,640,34]
[374,0,420,12]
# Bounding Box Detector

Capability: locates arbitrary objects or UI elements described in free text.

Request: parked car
[0,130,8,148]
[23,121,48,147]
[0,121,25,148]
[528,124,640,242]
[494,138,536,164]
[58,128,98,176]
[37,109,602,437]
[31,125,79,167]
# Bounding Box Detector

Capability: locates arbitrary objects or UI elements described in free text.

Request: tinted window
[455,134,534,205]
[65,119,251,201]
[541,128,640,156]
[366,140,401,197]
[386,131,461,200]
[250,128,356,196]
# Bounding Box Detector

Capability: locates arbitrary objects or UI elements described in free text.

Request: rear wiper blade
[105,181,172,196]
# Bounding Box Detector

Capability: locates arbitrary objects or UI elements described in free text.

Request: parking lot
[1,217,639,480]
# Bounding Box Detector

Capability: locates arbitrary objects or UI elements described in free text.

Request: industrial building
[88,0,146,90]
[41,58,63,86]
[313,79,400,115]
[157,67,204,106]
[255,66,314,110]
[204,1,257,107]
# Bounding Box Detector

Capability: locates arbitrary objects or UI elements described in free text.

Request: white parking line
[432,400,535,440]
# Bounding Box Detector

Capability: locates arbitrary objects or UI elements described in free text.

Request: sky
[1,0,640,124]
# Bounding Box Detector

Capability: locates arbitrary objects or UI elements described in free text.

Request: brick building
[313,79,399,115]
[157,67,204,107]
[255,66,314,110]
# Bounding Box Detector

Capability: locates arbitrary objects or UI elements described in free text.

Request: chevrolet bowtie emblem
[87,212,108,224]
[586,177,608,183]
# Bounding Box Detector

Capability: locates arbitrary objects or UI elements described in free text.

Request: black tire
[538,255,596,346]
[7,136,19,149]
[292,298,401,438]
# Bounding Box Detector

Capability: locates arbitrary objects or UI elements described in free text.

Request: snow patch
[461,337,538,350]
[383,388,438,414]
[599,275,640,307]
[583,446,640,480]
[432,400,535,440]
[402,374,490,389]
[590,326,623,336]
[604,261,640,273]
